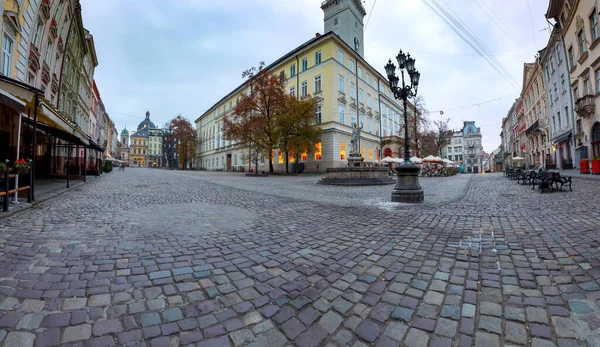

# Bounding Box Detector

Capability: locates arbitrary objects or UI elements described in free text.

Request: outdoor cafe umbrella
[380,156,396,163]
[104,156,123,163]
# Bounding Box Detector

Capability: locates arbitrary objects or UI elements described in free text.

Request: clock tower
[322,0,367,58]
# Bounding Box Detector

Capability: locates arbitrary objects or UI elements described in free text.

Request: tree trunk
[269,153,274,173]
[285,152,289,174]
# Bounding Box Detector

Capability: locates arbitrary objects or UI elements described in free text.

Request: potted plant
[592,156,600,175]
[13,159,30,175]
[0,162,7,173]
[580,158,590,174]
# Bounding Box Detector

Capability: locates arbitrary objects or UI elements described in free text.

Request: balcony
[575,95,595,118]
[525,120,542,137]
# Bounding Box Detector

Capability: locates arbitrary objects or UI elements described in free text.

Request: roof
[121,128,128,135]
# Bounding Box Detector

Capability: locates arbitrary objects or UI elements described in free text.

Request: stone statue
[351,122,363,155]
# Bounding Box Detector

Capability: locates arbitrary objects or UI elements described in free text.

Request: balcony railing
[525,120,541,136]
[575,94,595,118]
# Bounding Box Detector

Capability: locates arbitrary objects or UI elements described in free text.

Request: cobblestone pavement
[0,169,599,346]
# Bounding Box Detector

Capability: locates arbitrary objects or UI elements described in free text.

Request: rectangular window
[314,74,322,93]
[561,74,565,93]
[338,50,344,64]
[568,46,575,68]
[44,41,52,63]
[338,104,345,124]
[315,50,322,65]
[290,64,296,77]
[301,80,308,97]
[574,86,579,99]
[349,59,354,72]
[591,10,599,41]
[367,116,372,132]
[557,111,561,129]
[289,86,296,97]
[550,55,555,72]
[585,78,592,95]
[596,69,600,94]
[367,93,371,107]
[577,119,583,133]
[578,30,587,55]
[302,58,308,71]
[33,21,43,47]
[340,142,346,160]
[368,148,373,160]
[2,33,13,76]
[279,70,285,82]
[338,75,345,93]
[357,66,363,79]
[359,88,364,104]
[350,82,356,98]
[565,106,569,126]
[351,110,356,127]
[366,73,370,84]
[545,65,550,79]
[315,103,322,124]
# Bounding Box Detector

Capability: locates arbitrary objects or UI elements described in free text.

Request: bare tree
[433,118,453,156]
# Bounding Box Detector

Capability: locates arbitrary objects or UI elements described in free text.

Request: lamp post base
[391,161,424,203]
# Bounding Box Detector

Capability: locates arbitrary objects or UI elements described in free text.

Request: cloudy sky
[81,0,550,154]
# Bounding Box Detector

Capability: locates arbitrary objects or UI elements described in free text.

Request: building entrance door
[226,154,232,171]
[472,166,479,173]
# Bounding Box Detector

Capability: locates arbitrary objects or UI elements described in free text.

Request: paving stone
[383,321,408,341]
[140,312,162,327]
[505,321,528,345]
[281,317,306,340]
[230,328,254,346]
[355,319,380,343]
[88,294,111,306]
[475,331,500,347]
[434,317,457,337]
[16,313,43,330]
[404,328,429,347]
[527,307,549,324]
[479,302,502,317]
[34,328,60,347]
[63,324,92,343]
[5,332,35,347]
[478,315,502,334]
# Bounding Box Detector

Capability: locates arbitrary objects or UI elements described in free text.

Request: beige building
[547,0,600,162]
[195,0,411,173]
[521,59,550,169]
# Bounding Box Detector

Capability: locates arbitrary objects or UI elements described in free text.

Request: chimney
[315,33,321,37]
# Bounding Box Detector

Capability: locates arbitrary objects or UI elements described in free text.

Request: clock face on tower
[354,37,360,50]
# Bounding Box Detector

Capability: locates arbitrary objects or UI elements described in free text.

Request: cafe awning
[0,87,25,113]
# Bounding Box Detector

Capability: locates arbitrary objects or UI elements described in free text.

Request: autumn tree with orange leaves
[168,115,197,169]
[223,62,322,174]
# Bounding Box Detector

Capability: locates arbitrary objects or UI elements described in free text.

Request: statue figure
[351,122,363,155]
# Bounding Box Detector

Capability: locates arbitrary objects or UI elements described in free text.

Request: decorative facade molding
[41,63,51,85]
[40,0,51,21]
[28,45,41,72]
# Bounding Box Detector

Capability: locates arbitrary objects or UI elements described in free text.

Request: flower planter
[580,160,590,174]
[592,160,600,175]
[14,167,30,175]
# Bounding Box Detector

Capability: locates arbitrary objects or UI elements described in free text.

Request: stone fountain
[318,123,394,186]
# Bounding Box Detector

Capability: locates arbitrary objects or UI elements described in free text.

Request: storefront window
[340,142,346,160]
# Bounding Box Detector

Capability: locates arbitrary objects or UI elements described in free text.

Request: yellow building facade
[195,0,409,173]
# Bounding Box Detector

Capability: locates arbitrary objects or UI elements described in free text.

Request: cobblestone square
[1,169,600,346]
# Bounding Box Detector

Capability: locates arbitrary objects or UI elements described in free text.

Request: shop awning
[0,88,25,113]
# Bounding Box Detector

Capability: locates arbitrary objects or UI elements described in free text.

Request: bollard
[3,159,9,212]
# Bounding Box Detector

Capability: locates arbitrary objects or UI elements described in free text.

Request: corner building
[195,0,410,173]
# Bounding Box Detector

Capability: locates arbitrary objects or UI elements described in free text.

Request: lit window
[314,142,322,160]
[361,147,365,158]
[301,151,307,161]
[340,142,346,160]
[368,148,373,160]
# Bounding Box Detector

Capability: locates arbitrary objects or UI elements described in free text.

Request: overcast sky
[81,0,550,153]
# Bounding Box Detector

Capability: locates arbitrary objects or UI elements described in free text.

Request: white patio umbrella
[380,156,396,163]
[105,157,123,163]
[512,156,524,160]
[410,156,423,164]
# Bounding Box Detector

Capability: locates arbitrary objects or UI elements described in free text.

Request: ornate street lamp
[384,50,423,203]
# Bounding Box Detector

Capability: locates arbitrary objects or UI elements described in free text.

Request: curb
[0,173,107,220]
